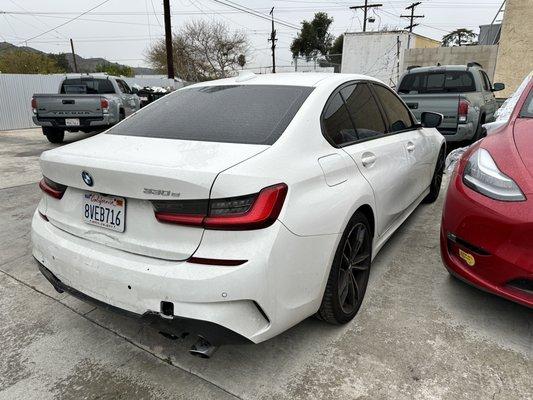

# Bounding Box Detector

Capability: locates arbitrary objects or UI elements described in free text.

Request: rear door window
[372,84,415,132]
[117,79,131,94]
[341,83,386,140]
[108,85,314,145]
[322,93,357,146]
[399,71,476,94]
[61,78,116,94]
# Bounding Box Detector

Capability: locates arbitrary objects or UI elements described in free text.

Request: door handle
[361,152,377,167]
[406,142,415,153]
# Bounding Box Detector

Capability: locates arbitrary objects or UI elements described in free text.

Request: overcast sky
[0,0,504,72]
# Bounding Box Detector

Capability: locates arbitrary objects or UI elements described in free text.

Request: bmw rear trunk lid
[39,134,268,260]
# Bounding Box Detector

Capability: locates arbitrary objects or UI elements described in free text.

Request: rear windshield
[107,85,314,145]
[399,71,476,94]
[60,78,115,94]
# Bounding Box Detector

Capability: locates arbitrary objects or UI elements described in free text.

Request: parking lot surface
[1,128,531,400]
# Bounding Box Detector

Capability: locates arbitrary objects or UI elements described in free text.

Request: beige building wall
[493,0,533,97]
[413,35,440,49]
[402,45,499,79]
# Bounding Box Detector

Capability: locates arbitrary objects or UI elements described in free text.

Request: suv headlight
[463,148,525,201]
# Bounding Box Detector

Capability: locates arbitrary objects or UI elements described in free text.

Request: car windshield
[399,71,476,94]
[519,89,533,118]
[107,84,314,145]
[60,78,115,94]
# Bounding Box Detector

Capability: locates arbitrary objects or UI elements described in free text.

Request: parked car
[440,74,533,308]
[32,73,445,355]
[398,64,504,143]
[32,75,140,144]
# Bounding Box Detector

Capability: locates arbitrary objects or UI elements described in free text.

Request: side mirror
[492,82,505,92]
[420,111,443,128]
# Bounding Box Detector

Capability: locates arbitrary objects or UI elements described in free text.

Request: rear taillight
[153,183,288,230]
[100,98,109,112]
[31,97,37,114]
[39,177,67,199]
[458,99,469,123]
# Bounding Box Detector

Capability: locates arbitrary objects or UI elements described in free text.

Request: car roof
[406,65,481,74]
[185,72,384,88]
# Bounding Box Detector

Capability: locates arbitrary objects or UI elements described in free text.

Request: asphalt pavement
[0,128,531,400]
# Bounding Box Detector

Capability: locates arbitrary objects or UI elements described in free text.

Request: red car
[441,76,533,308]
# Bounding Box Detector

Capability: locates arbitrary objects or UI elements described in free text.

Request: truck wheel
[43,127,64,144]
[472,116,487,142]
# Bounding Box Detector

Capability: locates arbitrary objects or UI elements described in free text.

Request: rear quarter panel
[211,81,377,238]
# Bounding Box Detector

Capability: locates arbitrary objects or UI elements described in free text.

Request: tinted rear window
[399,71,476,94]
[60,78,115,94]
[108,85,314,145]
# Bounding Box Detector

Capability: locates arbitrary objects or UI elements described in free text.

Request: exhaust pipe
[189,336,218,359]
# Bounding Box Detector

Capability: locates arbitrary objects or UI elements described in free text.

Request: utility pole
[396,35,400,86]
[349,1,382,32]
[69,38,78,73]
[163,0,175,79]
[401,2,424,49]
[268,7,277,73]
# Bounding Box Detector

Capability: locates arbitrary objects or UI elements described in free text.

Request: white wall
[341,32,410,87]
[0,74,186,131]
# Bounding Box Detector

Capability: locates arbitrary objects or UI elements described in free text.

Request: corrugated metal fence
[0,74,184,131]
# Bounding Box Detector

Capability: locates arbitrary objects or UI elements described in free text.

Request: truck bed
[400,93,460,134]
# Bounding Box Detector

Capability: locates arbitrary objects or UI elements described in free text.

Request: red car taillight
[153,183,288,230]
[39,177,67,199]
[458,99,469,123]
[31,97,37,114]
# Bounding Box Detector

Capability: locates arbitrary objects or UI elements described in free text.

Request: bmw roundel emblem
[81,171,94,187]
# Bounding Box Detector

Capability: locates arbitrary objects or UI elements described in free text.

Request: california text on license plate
[83,193,125,232]
[65,118,79,126]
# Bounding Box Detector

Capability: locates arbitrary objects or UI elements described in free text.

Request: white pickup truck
[32,75,140,143]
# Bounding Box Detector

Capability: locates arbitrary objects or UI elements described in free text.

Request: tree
[442,29,478,47]
[0,50,65,73]
[96,62,134,77]
[237,54,246,69]
[49,53,72,73]
[290,12,334,60]
[327,34,343,68]
[146,20,249,81]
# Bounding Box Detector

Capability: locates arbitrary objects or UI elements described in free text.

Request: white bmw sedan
[32,73,445,350]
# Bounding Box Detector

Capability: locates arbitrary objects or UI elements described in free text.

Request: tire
[472,116,487,142]
[317,212,372,324]
[42,127,64,144]
[423,147,445,204]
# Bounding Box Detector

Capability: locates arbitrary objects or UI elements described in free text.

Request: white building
[341,31,439,87]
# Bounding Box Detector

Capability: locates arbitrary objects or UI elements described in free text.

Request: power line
[210,0,300,29]
[15,0,112,45]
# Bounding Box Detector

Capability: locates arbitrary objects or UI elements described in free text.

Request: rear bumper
[36,261,250,345]
[33,114,116,129]
[437,122,475,142]
[31,210,339,343]
[440,172,533,308]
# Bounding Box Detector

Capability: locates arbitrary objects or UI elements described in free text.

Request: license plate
[65,118,80,126]
[83,193,125,232]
